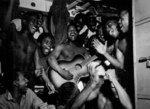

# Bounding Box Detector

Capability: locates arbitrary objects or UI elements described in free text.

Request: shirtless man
[93,10,134,103]
[93,18,123,69]
[118,10,130,54]
[49,23,89,89]
[93,10,129,70]
[1,0,41,76]
[34,33,55,94]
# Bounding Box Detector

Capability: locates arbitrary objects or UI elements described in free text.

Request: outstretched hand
[93,39,107,55]
[88,61,104,88]
[105,69,117,81]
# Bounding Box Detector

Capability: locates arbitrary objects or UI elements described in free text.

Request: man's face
[41,37,52,55]
[68,25,78,41]
[88,17,97,32]
[106,21,119,38]
[16,73,28,94]
[119,11,129,33]
[97,27,103,37]
[75,18,84,32]
[28,16,38,34]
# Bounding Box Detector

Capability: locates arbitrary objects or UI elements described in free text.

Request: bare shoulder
[49,44,65,57]
[54,44,65,51]
[117,38,127,54]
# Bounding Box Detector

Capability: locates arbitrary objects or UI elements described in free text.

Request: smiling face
[68,25,78,41]
[106,20,119,38]
[119,10,129,33]
[41,37,52,55]
[28,16,38,34]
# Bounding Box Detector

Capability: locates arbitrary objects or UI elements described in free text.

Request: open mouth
[30,25,38,32]
[120,26,124,32]
[119,24,123,30]
[32,26,37,31]
[110,29,114,33]
[43,47,50,53]
[71,35,75,38]
[44,49,49,53]
[32,26,36,29]
[70,34,76,40]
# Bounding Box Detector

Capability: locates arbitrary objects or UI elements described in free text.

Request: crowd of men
[0,0,134,109]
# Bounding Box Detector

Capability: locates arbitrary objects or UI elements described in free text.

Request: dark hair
[58,82,80,105]
[3,68,27,91]
[102,17,120,46]
[37,33,55,46]
[67,21,76,30]
[85,12,97,23]
[25,12,43,22]
[74,13,86,27]
[103,16,119,28]
[74,13,85,23]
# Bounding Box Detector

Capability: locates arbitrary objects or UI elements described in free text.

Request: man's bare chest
[59,45,84,61]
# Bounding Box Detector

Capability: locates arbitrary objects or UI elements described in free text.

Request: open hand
[93,39,107,55]
[11,19,22,31]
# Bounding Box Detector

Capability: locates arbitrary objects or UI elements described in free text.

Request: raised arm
[106,69,132,109]
[70,62,104,109]
[70,81,95,109]
[93,39,124,69]
[4,0,18,30]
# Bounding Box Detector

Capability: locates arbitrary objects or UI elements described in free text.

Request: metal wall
[135,0,150,108]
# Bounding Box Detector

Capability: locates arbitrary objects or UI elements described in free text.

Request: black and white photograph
[1,0,147,109]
